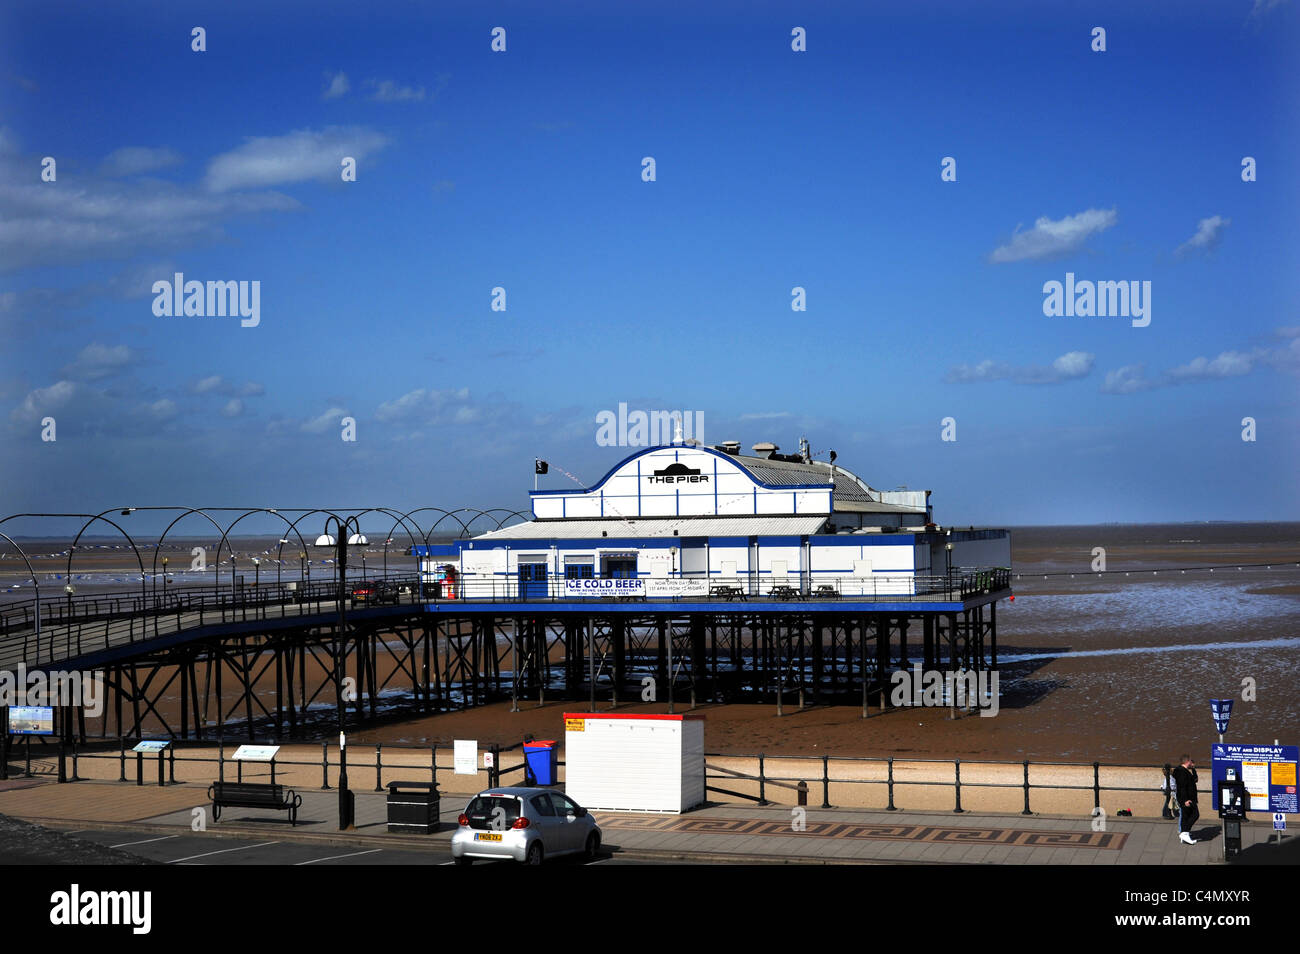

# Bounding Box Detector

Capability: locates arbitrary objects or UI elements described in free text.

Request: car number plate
[475,833,502,841]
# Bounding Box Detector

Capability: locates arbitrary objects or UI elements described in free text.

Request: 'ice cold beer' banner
[563,579,710,598]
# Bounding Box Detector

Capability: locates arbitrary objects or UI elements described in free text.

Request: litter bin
[523,740,558,786]
[386,781,441,834]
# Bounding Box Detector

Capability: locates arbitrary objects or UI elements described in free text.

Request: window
[530,793,556,816]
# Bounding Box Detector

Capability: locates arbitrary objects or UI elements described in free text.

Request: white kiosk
[563,712,705,813]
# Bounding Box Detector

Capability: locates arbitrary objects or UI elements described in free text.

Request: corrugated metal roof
[473,515,830,541]
[728,453,923,510]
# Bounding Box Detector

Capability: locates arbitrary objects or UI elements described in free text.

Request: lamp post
[313,516,368,733]
[945,542,954,597]
[162,557,169,602]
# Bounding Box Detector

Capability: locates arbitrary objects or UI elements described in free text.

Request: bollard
[57,739,67,783]
[797,780,808,807]
[886,757,897,811]
[821,755,831,809]
[157,750,165,787]
[72,740,79,781]
[168,746,176,784]
[118,736,126,782]
[375,744,383,792]
[954,758,964,813]
[758,754,768,806]
[431,745,437,786]
[322,740,330,790]
[1092,761,1101,813]
[135,751,143,786]
[1022,760,1032,815]
[218,740,225,783]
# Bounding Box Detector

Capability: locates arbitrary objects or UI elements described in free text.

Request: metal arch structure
[210,508,325,594]
[337,507,423,579]
[62,510,150,602]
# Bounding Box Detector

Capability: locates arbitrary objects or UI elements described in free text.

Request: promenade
[0,777,1287,865]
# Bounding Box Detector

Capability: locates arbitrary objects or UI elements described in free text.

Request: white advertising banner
[564,578,645,598]
[645,579,710,598]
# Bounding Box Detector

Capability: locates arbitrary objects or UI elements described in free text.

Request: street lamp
[945,542,954,596]
[162,557,169,601]
[314,517,365,831]
[313,516,368,731]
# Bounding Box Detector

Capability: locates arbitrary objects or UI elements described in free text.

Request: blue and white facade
[413,443,1010,599]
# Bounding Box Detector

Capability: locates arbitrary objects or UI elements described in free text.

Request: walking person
[1172,754,1199,845]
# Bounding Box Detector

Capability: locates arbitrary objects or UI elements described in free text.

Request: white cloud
[322,71,350,100]
[221,398,244,418]
[101,146,183,177]
[1166,350,1255,380]
[1176,215,1230,256]
[365,79,426,102]
[11,380,77,423]
[203,126,390,192]
[375,387,472,423]
[989,208,1118,263]
[147,398,178,420]
[193,375,265,398]
[948,351,1095,385]
[0,172,299,272]
[301,407,348,433]
[1100,365,1156,395]
[62,343,136,380]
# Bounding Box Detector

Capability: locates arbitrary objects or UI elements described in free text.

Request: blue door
[518,562,548,600]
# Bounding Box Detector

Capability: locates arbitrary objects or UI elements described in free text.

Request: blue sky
[2,0,1297,531]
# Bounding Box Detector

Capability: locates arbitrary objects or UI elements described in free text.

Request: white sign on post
[483,752,494,768]
[454,739,478,775]
[231,744,280,762]
[1275,812,1287,831]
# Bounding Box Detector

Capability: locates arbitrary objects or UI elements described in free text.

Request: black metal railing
[9,737,1189,820]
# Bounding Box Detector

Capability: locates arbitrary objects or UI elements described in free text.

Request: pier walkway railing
[0,568,1011,671]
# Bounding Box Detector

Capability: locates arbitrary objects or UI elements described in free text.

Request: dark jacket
[1172,764,1198,805]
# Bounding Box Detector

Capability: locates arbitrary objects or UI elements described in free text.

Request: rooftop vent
[717,440,741,454]
[751,442,778,455]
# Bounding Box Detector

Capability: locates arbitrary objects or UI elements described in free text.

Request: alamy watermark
[1,664,104,716]
[889,664,1000,717]
[595,403,704,447]
[1042,272,1150,328]
[152,272,260,328]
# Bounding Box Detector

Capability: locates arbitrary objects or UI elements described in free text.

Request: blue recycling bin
[523,740,558,786]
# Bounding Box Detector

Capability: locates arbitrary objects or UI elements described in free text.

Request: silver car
[450,787,601,865]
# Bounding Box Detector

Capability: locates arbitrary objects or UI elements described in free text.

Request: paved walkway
[0,778,1286,864]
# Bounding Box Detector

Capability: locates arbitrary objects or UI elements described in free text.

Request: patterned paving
[598,814,1127,850]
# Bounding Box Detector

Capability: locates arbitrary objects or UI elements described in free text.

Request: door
[550,791,588,853]
[518,562,548,600]
[605,558,636,579]
[527,792,566,854]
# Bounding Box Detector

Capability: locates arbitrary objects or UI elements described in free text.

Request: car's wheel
[453,856,472,867]
[584,832,601,861]
[524,842,544,866]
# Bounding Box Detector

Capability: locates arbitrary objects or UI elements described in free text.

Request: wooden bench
[207,781,302,826]
[812,585,840,599]
[709,585,746,601]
